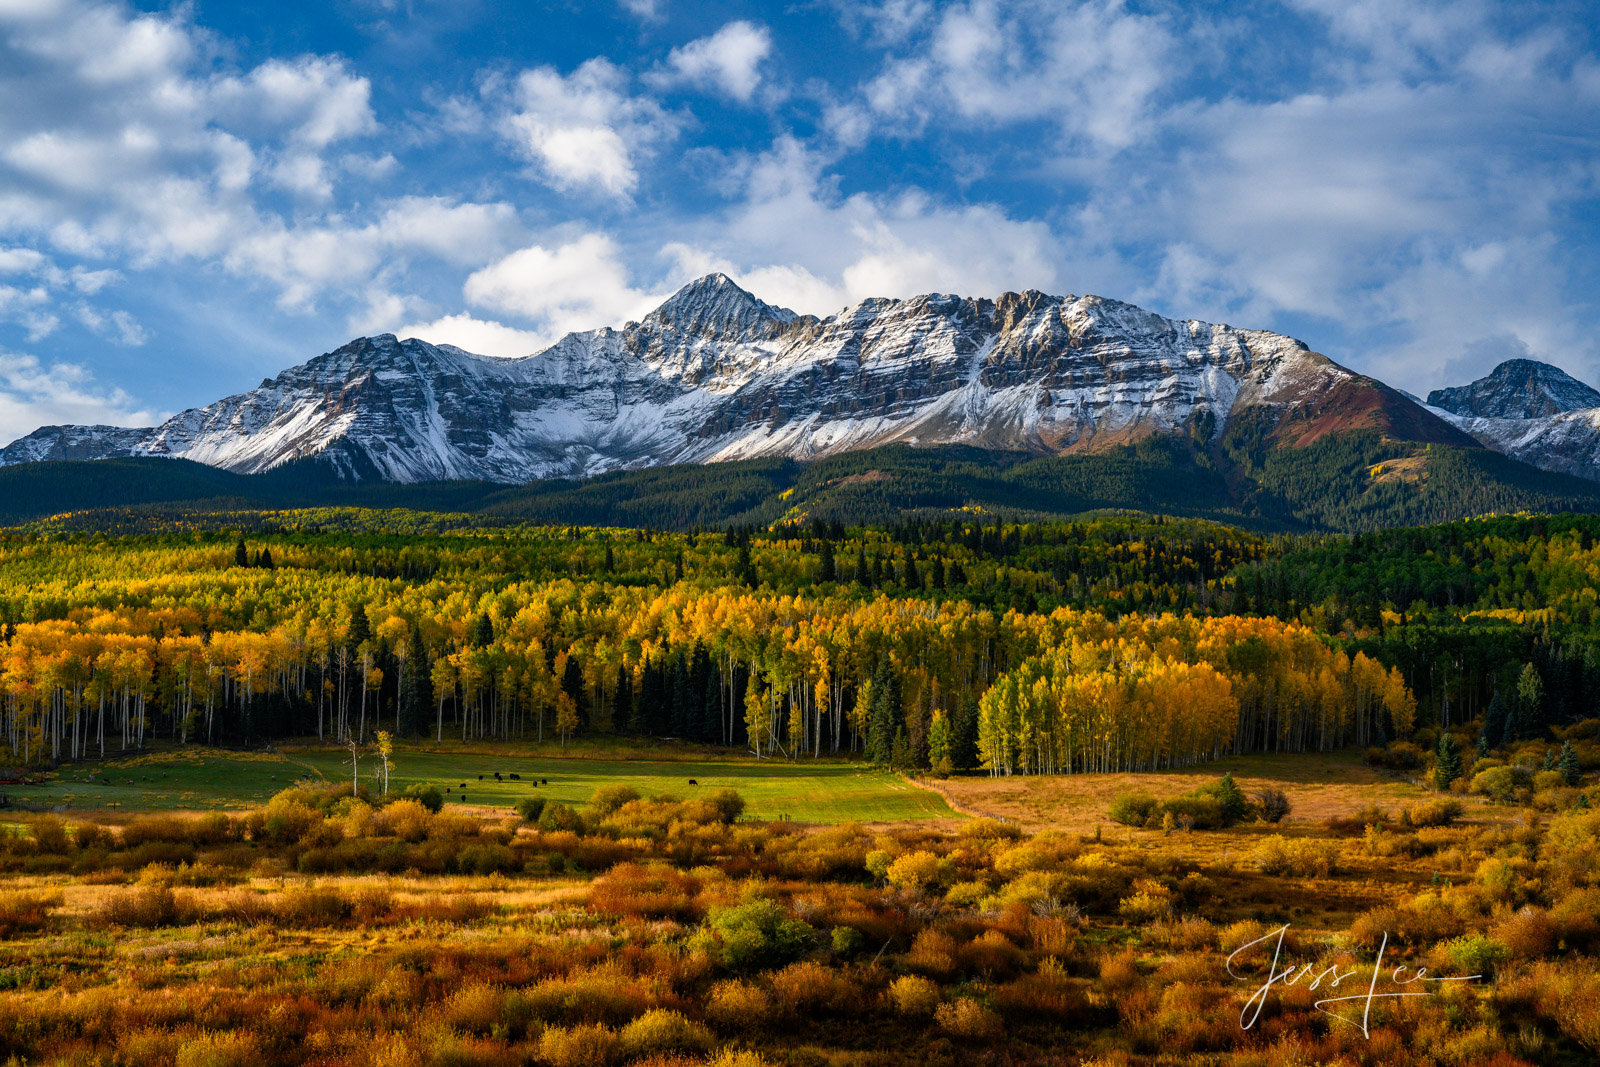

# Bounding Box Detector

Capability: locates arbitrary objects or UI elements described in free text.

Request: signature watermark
[1227,924,1481,1038]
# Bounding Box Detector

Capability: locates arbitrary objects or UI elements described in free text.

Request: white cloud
[650,22,773,103]
[860,0,1176,151]
[661,138,1061,316]
[499,59,674,197]
[210,56,377,148]
[463,232,663,339]
[397,313,547,358]
[0,348,157,442]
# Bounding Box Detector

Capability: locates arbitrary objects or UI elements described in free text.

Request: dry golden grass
[920,749,1469,838]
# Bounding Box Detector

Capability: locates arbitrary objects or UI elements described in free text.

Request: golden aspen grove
[0,514,1409,774]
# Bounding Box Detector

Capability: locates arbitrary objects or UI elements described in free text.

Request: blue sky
[1,0,1597,440]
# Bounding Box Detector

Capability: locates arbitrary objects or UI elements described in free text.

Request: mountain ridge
[1,275,1475,486]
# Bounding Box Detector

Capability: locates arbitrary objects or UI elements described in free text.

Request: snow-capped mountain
[1426,359,1600,482]
[0,274,1473,484]
[1427,359,1600,420]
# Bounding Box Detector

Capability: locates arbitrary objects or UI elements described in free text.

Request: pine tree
[603,543,614,574]
[1514,663,1544,740]
[614,665,632,735]
[259,546,274,570]
[951,693,980,771]
[1559,739,1581,786]
[866,661,899,765]
[1483,691,1506,749]
[1476,729,1489,762]
[855,547,868,586]
[1216,772,1249,826]
[469,613,493,649]
[234,538,248,567]
[818,540,836,583]
[398,624,432,737]
[1433,731,1463,791]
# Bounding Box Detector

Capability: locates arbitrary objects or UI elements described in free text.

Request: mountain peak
[1428,358,1600,419]
[645,273,797,341]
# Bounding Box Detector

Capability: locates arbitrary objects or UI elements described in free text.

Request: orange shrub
[705,980,774,1032]
[934,998,1002,1040]
[588,863,700,920]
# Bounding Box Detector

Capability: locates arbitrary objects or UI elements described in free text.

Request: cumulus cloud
[650,22,774,102]
[859,0,1175,150]
[396,313,548,358]
[0,349,157,442]
[499,59,675,197]
[660,138,1061,316]
[462,232,664,341]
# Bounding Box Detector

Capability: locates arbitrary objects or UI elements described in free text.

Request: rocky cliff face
[0,273,1473,484]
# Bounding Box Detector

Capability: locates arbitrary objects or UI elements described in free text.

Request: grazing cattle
[460,782,467,788]
[688,779,698,785]
[541,778,549,785]
[494,772,503,781]
[478,774,483,780]
[509,773,521,780]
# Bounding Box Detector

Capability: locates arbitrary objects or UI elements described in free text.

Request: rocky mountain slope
[0,274,1494,484]
[1425,359,1600,482]
[1427,359,1600,419]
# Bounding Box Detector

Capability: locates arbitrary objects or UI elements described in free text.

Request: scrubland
[2,763,1599,1067]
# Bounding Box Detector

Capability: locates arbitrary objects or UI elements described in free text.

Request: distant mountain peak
[644,273,798,341]
[1428,358,1600,419]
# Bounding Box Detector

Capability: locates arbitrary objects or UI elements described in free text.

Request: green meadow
[25,744,958,823]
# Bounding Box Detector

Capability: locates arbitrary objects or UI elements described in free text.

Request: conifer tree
[1482,691,1506,749]
[1433,732,1463,791]
[1559,739,1581,786]
[818,540,836,582]
[234,538,248,567]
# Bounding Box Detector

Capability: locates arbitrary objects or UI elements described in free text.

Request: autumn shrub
[1256,788,1291,823]
[1326,804,1391,836]
[958,818,1024,842]
[1108,792,1158,827]
[1250,836,1337,877]
[589,862,700,920]
[934,998,1002,1040]
[1442,933,1509,976]
[904,927,960,978]
[618,1009,712,1058]
[886,849,952,892]
[1492,907,1556,959]
[705,980,774,1032]
[1471,765,1524,803]
[525,965,667,1026]
[888,974,941,1017]
[0,889,62,935]
[1117,890,1171,923]
[769,959,857,1016]
[1400,798,1464,828]
[372,798,432,842]
[538,1023,618,1067]
[1550,887,1600,949]
[174,1029,262,1067]
[1099,948,1142,992]
[456,842,520,875]
[588,785,642,819]
[515,796,547,823]
[441,983,510,1036]
[707,897,812,970]
[274,886,353,926]
[394,782,443,812]
[95,884,183,927]
[539,803,585,834]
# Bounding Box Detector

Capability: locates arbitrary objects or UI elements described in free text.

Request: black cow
[688,779,698,785]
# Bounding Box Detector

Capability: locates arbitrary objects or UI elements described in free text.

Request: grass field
[26,744,959,823]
